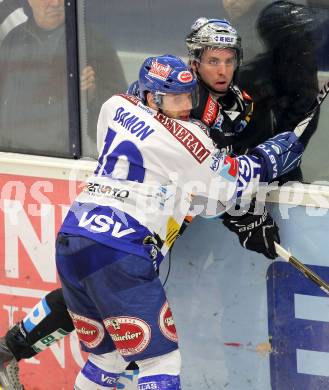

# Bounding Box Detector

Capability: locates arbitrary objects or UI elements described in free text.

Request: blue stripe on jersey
[138,374,181,389]
[81,359,120,388]
[60,202,160,262]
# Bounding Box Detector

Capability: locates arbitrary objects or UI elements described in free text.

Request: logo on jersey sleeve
[218,155,238,182]
[69,311,105,348]
[158,302,178,342]
[104,316,151,356]
[210,150,226,173]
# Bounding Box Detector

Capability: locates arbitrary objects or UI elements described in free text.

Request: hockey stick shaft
[294,79,329,138]
[274,242,329,295]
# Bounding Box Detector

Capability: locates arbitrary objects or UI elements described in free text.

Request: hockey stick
[294,79,329,138]
[274,242,329,295]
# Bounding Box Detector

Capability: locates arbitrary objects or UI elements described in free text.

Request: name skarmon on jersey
[84,182,129,201]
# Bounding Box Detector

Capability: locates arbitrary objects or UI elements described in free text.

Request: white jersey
[60,94,262,264]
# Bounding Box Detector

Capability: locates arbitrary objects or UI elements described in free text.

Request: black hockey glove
[223,206,280,259]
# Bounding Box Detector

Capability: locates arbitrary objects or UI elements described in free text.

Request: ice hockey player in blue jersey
[53,54,303,390]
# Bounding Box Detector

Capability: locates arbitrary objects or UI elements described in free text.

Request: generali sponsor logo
[118,95,211,163]
[104,316,151,356]
[155,113,210,163]
[68,310,105,348]
[158,301,178,342]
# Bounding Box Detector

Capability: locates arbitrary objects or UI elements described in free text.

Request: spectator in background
[0,0,26,43]
[220,0,270,61]
[0,0,70,155]
[0,0,21,23]
[236,0,319,182]
[307,0,329,71]
[0,0,126,157]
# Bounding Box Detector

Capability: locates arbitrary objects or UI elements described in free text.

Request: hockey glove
[223,206,280,259]
[251,131,304,182]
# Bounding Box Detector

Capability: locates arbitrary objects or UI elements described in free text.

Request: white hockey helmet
[185,17,243,66]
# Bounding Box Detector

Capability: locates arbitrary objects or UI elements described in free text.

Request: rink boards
[0,153,329,389]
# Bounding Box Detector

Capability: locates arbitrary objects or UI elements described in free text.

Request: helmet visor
[154,88,199,112]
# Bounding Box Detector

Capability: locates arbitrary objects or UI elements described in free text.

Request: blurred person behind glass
[306,0,329,71]
[0,0,70,155]
[0,0,127,156]
[236,0,319,182]
[0,0,25,42]
[220,0,271,62]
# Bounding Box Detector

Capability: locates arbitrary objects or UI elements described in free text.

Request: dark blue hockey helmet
[138,54,198,109]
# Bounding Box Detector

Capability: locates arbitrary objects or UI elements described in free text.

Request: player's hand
[80,65,96,94]
[252,131,304,182]
[223,205,280,259]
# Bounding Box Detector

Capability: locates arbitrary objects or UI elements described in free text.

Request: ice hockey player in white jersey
[53,54,304,390]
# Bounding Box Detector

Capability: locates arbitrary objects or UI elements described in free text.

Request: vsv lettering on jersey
[79,211,135,237]
[82,360,120,387]
[101,373,118,385]
[113,106,155,141]
[235,155,261,197]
